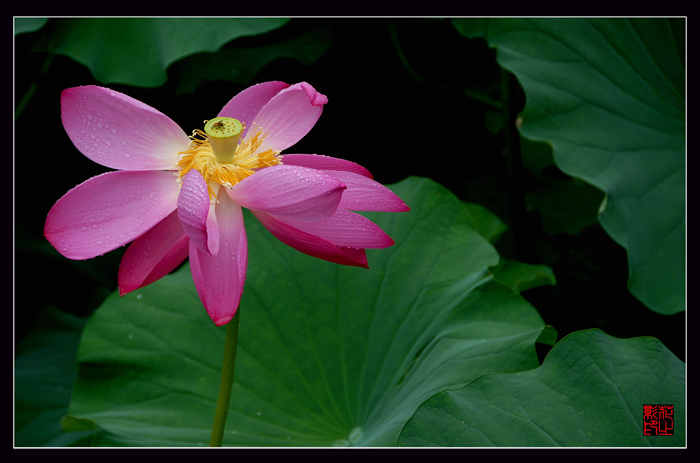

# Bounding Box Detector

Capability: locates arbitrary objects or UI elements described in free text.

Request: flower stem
[209,308,241,447]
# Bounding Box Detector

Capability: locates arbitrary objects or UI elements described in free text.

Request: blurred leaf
[399,329,685,447]
[65,177,548,447]
[43,18,289,87]
[535,325,558,346]
[491,259,556,294]
[467,18,685,314]
[14,17,48,35]
[451,18,490,39]
[520,137,605,235]
[464,201,508,244]
[15,307,92,447]
[175,27,333,94]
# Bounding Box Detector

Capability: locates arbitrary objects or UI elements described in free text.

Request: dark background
[14,18,685,362]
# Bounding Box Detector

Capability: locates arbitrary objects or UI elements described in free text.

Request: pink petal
[189,193,247,326]
[226,165,346,222]
[325,170,410,212]
[61,85,190,170]
[177,170,219,255]
[269,209,395,249]
[250,82,328,152]
[118,210,189,295]
[45,171,180,260]
[252,210,369,268]
[61,86,191,171]
[217,81,290,140]
[282,154,373,179]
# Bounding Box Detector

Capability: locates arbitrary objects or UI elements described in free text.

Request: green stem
[209,308,241,447]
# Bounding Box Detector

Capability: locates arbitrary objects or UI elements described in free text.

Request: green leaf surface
[399,329,685,447]
[43,18,289,87]
[174,27,333,94]
[66,177,548,447]
[15,307,92,447]
[491,259,556,294]
[457,18,686,314]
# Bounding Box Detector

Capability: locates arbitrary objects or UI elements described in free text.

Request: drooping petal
[189,193,247,326]
[61,86,191,171]
[45,171,180,260]
[226,165,346,221]
[322,170,410,212]
[177,170,219,255]
[268,209,395,249]
[250,82,328,152]
[118,210,189,295]
[252,210,369,268]
[282,154,373,179]
[217,81,290,140]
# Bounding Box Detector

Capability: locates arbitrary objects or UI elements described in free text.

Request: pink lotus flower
[45,82,409,326]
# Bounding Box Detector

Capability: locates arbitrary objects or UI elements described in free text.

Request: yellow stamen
[175,121,282,199]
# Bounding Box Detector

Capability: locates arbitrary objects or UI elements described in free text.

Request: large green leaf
[64,177,548,446]
[455,18,686,314]
[43,18,289,87]
[15,307,92,447]
[399,329,685,447]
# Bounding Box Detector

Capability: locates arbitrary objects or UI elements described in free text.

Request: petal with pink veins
[226,165,346,222]
[252,210,369,268]
[189,193,247,326]
[325,170,410,212]
[118,210,189,295]
[250,82,328,152]
[282,154,374,178]
[177,170,219,255]
[61,86,191,171]
[269,209,395,249]
[45,170,180,260]
[217,81,290,140]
